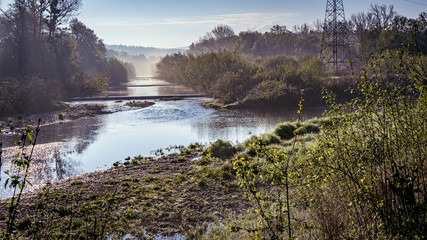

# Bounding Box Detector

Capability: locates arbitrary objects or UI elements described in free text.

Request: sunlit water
[0,78,323,198]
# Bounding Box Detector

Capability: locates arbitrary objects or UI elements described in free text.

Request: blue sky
[1,0,426,48]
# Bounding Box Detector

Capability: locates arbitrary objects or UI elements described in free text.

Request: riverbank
[0,143,252,238]
[0,117,325,239]
[0,100,157,135]
[0,103,108,134]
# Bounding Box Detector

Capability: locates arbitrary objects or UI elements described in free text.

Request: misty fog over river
[0,77,323,198]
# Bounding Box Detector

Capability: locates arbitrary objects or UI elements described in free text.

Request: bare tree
[301,23,310,34]
[292,24,311,34]
[211,24,235,39]
[313,19,323,33]
[369,4,397,30]
[350,12,371,32]
[292,24,300,33]
[270,24,288,34]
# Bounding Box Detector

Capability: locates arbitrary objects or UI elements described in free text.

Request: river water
[0,77,323,198]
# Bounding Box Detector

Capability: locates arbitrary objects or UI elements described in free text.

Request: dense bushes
[311,49,427,238]
[0,77,61,115]
[71,72,110,96]
[155,9,426,110]
[156,51,332,107]
[233,47,427,239]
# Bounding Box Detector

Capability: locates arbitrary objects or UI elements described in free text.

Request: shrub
[273,122,297,140]
[312,48,427,238]
[233,47,427,239]
[297,122,320,135]
[260,133,281,145]
[72,72,109,96]
[219,162,236,181]
[204,139,236,160]
[210,71,253,103]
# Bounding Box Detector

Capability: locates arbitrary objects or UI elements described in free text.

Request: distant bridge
[107,84,178,89]
[67,94,210,102]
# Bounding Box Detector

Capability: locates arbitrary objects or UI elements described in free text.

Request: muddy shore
[0,100,252,238]
[0,101,156,134]
[0,146,251,238]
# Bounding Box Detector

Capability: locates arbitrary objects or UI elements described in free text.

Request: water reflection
[0,142,82,198]
[0,117,104,198]
[0,78,324,198]
[99,77,199,97]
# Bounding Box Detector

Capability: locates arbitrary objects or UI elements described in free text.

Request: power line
[320,0,352,72]
[404,0,427,7]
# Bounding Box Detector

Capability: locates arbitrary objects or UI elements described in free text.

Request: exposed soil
[0,148,252,238]
[0,103,110,134]
[0,101,251,238]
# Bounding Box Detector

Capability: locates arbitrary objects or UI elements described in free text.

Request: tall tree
[44,0,82,39]
[369,4,396,30]
[70,18,106,73]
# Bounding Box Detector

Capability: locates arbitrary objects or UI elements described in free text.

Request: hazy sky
[1,0,426,48]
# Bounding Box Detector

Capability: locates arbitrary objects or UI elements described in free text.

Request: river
[0,77,323,198]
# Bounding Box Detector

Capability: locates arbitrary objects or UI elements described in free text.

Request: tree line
[188,5,426,66]
[156,5,426,108]
[0,0,129,117]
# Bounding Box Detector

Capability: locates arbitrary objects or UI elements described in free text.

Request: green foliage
[312,48,427,239]
[155,53,187,82]
[156,52,331,107]
[245,80,299,105]
[211,71,252,103]
[232,46,426,239]
[107,57,128,85]
[1,119,41,237]
[233,137,301,239]
[260,133,281,145]
[0,4,131,117]
[176,50,254,93]
[273,122,297,140]
[71,72,109,96]
[298,56,330,88]
[204,139,237,160]
[0,77,60,116]
[296,122,320,135]
[254,56,300,86]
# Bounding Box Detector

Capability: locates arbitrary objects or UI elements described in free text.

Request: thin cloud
[92,12,300,32]
[163,12,300,31]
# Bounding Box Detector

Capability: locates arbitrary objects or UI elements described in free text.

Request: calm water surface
[0,78,323,197]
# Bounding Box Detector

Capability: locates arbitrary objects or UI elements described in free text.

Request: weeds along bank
[230,49,427,239]
[0,48,426,239]
[0,113,326,239]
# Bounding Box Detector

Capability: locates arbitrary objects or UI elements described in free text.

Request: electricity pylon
[320,0,352,72]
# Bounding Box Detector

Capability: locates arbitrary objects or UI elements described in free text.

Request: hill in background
[106,45,187,57]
